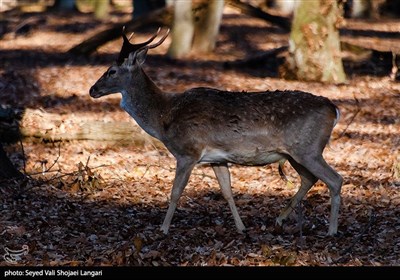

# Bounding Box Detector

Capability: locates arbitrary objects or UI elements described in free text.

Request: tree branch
[68,6,172,56]
[227,0,291,32]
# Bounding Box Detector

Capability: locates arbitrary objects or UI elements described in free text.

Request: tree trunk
[94,0,109,20]
[192,0,224,53]
[167,0,194,58]
[273,0,298,15]
[0,143,23,179]
[52,0,77,11]
[17,109,163,148]
[284,0,346,83]
[132,0,166,18]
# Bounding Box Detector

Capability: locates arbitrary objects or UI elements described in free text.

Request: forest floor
[1,5,400,267]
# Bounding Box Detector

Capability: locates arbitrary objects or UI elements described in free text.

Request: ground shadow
[1,171,399,266]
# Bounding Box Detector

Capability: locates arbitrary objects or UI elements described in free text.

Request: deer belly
[199,148,285,166]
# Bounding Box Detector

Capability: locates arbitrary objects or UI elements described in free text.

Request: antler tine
[121,27,161,50]
[121,26,134,42]
[117,27,135,64]
[147,28,170,49]
[139,27,161,46]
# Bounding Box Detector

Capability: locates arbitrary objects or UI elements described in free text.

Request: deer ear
[125,48,148,68]
[125,52,136,67]
[135,47,148,65]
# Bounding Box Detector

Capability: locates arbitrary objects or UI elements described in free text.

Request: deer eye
[108,69,117,76]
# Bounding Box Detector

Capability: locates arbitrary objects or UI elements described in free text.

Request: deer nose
[89,85,97,97]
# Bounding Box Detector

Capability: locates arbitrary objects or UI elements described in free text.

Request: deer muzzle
[89,85,101,98]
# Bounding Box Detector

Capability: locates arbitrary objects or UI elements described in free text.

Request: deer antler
[117,27,163,65]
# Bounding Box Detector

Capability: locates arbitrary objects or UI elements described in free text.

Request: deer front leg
[161,157,196,234]
[212,163,246,233]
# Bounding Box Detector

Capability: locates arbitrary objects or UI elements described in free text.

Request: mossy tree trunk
[284,0,346,83]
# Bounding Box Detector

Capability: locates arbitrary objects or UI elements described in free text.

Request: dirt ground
[1,5,400,266]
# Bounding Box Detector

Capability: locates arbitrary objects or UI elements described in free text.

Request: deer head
[89,27,169,98]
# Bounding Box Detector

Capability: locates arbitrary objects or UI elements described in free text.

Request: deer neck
[120,69,166,140]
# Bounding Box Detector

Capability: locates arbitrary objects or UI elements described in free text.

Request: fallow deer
[89,28,343,236]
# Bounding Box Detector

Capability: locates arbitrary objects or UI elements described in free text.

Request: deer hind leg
[276,158,318,226]
[298,155,343,236]
[161,157,196,234]
[212,163,246,233]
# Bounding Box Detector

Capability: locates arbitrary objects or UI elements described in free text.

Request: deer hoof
[160,226,169,235]
[275,217,284,227]
[327,228,338,237]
